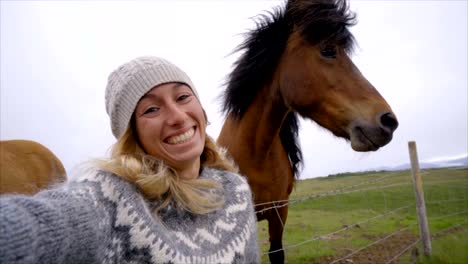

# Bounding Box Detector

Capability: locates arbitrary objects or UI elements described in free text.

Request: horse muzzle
[349,112,398,152]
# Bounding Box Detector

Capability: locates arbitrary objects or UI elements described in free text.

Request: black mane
[221,0,356,179]
[288,0,356,52]
[221,6,289,118]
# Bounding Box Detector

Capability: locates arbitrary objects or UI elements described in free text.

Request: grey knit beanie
[105,56,199,139]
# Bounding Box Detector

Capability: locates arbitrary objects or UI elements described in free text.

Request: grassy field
[257,167,468,263]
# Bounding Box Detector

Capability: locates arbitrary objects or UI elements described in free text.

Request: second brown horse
[0,140,66,195]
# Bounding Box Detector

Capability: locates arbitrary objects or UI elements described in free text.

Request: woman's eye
[143,107,159,114]
[178,94,191,101]
[320,45,337,59]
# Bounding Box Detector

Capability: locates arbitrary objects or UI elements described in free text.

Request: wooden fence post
[408,141,432,256]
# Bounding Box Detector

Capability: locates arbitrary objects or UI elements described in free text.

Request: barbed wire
[384,239,421,264]
[385,220,468,264]
[424,179,468,185]
[255,171,467,260]
[255,182,413,214]
[254,173,396,208]
[330,227,410,264]
[429,209,468,220]
[329,209,468,263]
[261,204,414,256]
[426,198,467,205]
[261,208,468,257]
[431,220,468,235]
[255,183,467,214]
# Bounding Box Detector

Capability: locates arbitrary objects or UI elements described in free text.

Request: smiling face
[134,83,206,178]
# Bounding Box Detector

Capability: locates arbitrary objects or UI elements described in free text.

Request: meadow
[257,167,468,263]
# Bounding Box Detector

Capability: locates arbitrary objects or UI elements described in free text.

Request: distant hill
[372,155,468,171]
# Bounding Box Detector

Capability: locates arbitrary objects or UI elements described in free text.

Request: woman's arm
[0,182,110,264]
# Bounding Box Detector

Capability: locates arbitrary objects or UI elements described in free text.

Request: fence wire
[256,169,467,262]
[262,204,414,256]
[330,210,468,263]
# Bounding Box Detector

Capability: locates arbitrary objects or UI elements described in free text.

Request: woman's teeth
[167,128,195,145]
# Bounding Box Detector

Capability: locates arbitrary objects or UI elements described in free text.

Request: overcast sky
[1,0,467,179]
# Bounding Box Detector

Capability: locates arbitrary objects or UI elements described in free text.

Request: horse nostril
[380,112,399,132]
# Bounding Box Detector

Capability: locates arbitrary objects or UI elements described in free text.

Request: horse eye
[320,46,337,59]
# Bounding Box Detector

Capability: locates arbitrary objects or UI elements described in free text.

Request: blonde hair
[96,123,238,215]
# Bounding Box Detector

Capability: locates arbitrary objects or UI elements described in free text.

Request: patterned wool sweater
[0,167,259,264]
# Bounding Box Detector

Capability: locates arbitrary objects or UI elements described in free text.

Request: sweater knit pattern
[0,167,259,264]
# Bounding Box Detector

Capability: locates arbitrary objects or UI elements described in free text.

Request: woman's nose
[165,103,186,125]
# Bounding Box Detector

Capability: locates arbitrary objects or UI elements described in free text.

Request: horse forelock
[287,0,357,53]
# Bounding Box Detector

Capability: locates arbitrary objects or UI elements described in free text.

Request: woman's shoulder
[68,167,139,201]
[203,167,248,183]
[202,167,252,195]
[72,167,130,186]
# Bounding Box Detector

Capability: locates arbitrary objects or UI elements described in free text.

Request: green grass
[416,229,468,264]
[257,168,468,263]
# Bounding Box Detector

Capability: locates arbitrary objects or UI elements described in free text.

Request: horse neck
[219,84,289,163]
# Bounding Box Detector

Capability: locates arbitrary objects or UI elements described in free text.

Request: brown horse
[0,140,67,195]
[217,0,398,263]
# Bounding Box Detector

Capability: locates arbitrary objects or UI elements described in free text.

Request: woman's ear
[202,109,211,126]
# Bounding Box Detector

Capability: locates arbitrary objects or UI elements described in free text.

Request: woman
[0,56,260,263]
